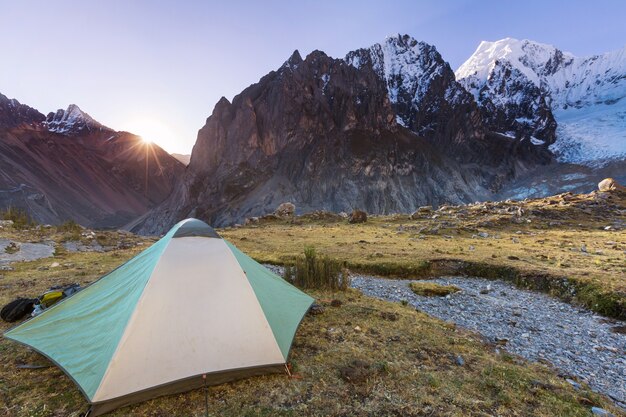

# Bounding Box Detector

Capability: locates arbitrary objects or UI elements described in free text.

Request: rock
[0,220,14,227]
[338,212,348,218]
[598,178,626,193]
[591,407,615,416]
[50,262,60,268]
[580,244,587,253]
[507,255,520,260]
[4,242,20,254]
[308,304,325,315]
[274,202,295,217]
[478,232,489,238]
[330,299,342,307]
[0,265,14,271]
[610,325,626,334]
[455,355,465,366]
[348,210,367,224]
[244,217,259,225]
[380,311,399,321]
[339,360,373,383]
[566,378,581,390]
[353,325,362,332]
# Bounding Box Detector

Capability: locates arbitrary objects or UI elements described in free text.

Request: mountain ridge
[0,93,185,227]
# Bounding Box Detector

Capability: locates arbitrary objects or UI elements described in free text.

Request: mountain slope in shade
[133,37,549,234]
[456,38,626,164]
[0,94,185,227]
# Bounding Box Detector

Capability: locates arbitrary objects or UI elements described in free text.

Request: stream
[351,275,626,408]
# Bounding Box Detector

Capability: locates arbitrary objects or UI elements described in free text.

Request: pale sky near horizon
[1,0,625,154]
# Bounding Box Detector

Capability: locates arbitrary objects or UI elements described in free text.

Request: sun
[121,117,175,150]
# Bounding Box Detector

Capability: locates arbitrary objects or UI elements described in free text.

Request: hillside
[0,94,185,227]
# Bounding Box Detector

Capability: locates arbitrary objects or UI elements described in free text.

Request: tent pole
[284,363,292,377]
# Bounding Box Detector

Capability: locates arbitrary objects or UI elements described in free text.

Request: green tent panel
[4,219,314,416]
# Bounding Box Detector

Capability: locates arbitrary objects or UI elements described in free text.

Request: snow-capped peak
[345,34,475,135]
[46,104,109,134]
[456,38,626,165]
[456,38,572,88]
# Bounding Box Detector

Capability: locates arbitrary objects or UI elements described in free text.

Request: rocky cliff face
[134,36,547,233]
[0,94,185,227]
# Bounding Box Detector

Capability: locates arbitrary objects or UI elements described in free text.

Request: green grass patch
[409,281,461,296]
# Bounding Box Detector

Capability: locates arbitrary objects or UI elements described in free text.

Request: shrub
[1,207,34,229]
[284,246,349,291]
[57,220,82,233]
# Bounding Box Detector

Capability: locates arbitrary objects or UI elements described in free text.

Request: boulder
[274,202,296,217]
[0,220,14,228]
[598,178,626,193]
[348,210,367,224]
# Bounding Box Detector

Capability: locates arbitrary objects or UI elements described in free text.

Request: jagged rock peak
[282,50,303,69]
[45,104,111,135]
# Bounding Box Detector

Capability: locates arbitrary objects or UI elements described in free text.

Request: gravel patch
[0,238,55,265]
[351,275,626,408]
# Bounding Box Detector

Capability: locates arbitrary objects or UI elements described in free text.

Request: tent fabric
[172,218,221,238]
[3,218,314,415]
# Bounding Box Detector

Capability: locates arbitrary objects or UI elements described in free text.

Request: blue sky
[1,0,625,153]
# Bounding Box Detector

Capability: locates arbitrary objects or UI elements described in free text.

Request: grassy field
[0,190,624,416]
[222,190,626,319]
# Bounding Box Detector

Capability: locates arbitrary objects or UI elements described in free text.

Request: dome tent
[4,219,314,416]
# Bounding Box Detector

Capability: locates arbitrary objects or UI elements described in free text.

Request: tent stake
[284,363,292,377]
[203,374,208,417]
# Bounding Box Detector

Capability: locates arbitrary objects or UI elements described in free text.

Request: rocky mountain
[0,94,185,227]
[133,35,551,234]
[456,38,626,164]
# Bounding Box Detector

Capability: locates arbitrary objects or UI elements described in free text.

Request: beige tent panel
[93,237,284,402]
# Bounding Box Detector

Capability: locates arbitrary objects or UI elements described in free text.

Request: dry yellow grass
[221,191,626,318]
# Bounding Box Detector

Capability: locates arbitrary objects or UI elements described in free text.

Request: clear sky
[1,0,625,154]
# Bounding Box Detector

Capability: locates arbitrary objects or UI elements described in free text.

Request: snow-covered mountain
[346,34,484,147]
[456,38,626,165]
[45,104,110,135]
